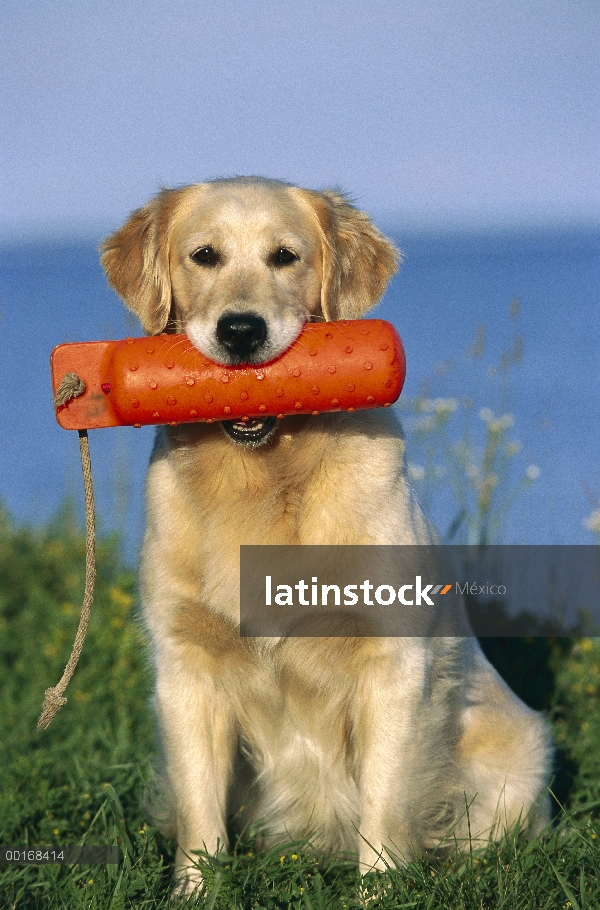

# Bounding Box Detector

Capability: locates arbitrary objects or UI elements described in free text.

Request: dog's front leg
[155,658,237,896]
[355,644,431,872]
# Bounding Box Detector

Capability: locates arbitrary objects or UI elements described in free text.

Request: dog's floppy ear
[297,188,400,320]
[100,190,177,334]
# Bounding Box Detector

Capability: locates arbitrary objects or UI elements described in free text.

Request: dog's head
[101,177,399,446]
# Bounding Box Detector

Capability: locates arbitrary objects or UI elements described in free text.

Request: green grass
[1,503,599,908]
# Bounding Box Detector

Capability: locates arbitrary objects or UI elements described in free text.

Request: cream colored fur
[101,177,551,896]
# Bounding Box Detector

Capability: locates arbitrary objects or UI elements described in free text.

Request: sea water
[0,226,598,555]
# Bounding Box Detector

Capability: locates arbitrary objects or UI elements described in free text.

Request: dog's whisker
[290,338,314,359]
[165,335,197,367]
[330,322,351,338]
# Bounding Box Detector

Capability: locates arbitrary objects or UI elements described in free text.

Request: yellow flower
[45,541,65,560]
[280,855,286,864]
[109,586,133,609]
[291,853,298,861]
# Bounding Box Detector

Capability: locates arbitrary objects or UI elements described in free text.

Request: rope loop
[38,375,95,731]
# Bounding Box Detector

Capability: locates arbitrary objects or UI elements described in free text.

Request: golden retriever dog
[101,177,551,895]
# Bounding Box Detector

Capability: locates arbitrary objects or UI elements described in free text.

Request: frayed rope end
[54,372,86,409]
[37,687,68,731]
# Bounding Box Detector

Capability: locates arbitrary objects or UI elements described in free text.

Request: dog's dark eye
[272,247,298,267]
[190,246,220,266]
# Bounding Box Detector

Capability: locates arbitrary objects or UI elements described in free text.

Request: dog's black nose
[216,313,268,359]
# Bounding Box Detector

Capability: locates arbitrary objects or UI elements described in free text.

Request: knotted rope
[37,374,96,730]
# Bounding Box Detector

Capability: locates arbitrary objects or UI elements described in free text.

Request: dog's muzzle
[214,312,279,444]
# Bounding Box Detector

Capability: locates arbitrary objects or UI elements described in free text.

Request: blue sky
[2,0,598,236]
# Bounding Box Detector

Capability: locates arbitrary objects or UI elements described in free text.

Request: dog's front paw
[170,868,205,903]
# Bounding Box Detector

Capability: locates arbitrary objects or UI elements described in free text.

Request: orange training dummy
[51,319,405,431]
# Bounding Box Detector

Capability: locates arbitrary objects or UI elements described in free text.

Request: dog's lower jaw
[221,416,278,447]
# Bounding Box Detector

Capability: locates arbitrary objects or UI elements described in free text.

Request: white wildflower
[415,397,434,413]
[414,415,437,433]
[583,509,600,535]
[525,465,540,481]
[408,463,425,481]
[496,413,514,431]
[481,411,514,433]
[491,415,514,433]
[431,397,458,416]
